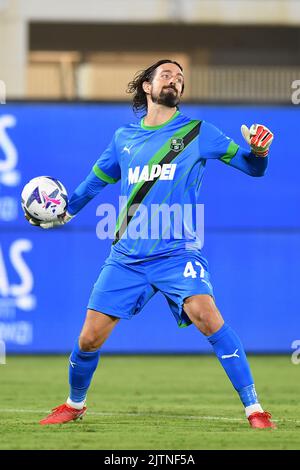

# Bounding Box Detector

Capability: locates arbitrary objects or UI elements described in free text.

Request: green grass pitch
[1,355,299,450]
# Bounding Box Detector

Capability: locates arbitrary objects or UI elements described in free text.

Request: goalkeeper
[29,59,275,428]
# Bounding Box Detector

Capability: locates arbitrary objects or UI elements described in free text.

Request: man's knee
[79,327,111,351]
[79,333,102,352]
[183,295,223,336]
[79,310,119,351]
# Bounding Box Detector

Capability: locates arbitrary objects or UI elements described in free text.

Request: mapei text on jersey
[128,163,177,185]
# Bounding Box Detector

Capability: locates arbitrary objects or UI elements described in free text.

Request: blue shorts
[88,252,214,327]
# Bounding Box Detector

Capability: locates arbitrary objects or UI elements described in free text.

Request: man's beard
[151,87,180,108]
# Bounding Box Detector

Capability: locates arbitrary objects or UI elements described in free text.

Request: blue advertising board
[0,103,299,353]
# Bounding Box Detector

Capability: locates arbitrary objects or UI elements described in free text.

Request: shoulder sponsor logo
[128,163,177,185]
[122,144,133,155]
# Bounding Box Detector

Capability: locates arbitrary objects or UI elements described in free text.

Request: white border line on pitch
[0,409,289,423]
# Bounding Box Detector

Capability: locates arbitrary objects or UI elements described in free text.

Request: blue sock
[207,323,259,407]
[69,341,101,403]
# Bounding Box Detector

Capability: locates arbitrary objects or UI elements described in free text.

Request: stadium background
[0,0,299,355]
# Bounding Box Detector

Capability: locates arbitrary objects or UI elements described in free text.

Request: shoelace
[50,405,68,414]
[250,411,272,420]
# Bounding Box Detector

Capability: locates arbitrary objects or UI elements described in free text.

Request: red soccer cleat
[248,411,276,429]
[39,403,87,425]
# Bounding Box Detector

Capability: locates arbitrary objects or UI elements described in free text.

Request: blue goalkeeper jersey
[68,110,268,262]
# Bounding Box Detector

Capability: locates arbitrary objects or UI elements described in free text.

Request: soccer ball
[21,176,68,223]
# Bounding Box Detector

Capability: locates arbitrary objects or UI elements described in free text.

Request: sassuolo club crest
[170,138,184,152]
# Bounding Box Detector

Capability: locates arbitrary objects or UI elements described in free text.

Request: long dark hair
[127,59,184,114]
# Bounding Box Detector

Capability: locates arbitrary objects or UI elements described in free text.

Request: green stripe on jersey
[93,164,119,184]
[220,141,239,164]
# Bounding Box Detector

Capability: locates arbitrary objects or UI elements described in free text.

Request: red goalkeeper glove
[241,123,274,157]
